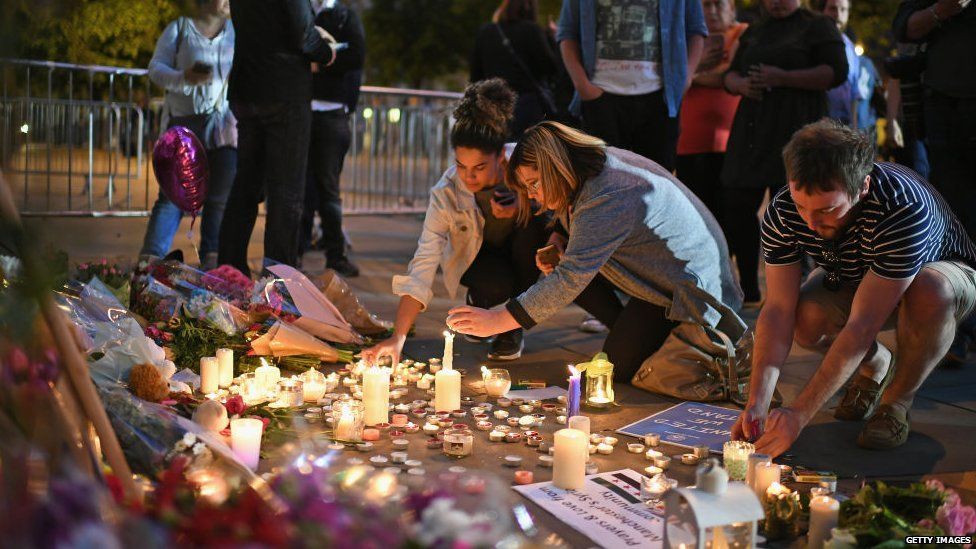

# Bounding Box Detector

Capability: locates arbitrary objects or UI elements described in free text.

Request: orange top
[677,22,748,156]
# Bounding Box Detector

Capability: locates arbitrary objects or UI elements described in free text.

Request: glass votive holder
[239,372,265,404]
[723,440,755,481]
[276,378,304,407]
[332,400,365,442]
[641,473,678,507]
[442,426,473,459]
[482,368,512,398]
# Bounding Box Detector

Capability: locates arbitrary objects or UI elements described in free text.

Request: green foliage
[362,0,495,88]
[17,0,190,68]
[839,481,951,548]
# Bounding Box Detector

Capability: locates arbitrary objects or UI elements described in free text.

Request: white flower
[182,432,197,447]
[192,442,208,455]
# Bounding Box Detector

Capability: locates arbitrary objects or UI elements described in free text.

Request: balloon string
[188,214,200,265]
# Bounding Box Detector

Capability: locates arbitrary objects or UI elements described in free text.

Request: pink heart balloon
[152,126,209,217]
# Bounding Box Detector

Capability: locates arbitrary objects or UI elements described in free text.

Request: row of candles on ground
[722,440,839,548]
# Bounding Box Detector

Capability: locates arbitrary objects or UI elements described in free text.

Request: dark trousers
[675,152,725,223]
[925,90,976,239]
[460,216,549,309]
[218,102,312,276]
[722,186,771,302]
[573,274,678,381]
[581,90,679,172]
[301,109,352,259]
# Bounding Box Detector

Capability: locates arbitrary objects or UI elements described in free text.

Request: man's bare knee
[902,269,956,326]
[794,298,834,349]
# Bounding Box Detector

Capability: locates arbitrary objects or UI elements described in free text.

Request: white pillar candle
[200,357,219,395]
[567,415,590,436]
[434,367,461,412]
[553,428,588,490]
[216,348,234,388]
[362,365,391,426]
[230,417,263,470]
[753,461,781,500]
[442,331,455,371]
[808,495,840,549]
[255,363,280,394]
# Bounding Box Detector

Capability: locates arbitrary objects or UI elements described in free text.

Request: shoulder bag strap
[493,24,554,107]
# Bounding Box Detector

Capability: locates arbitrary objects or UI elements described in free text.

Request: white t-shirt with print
[590,0,663,96]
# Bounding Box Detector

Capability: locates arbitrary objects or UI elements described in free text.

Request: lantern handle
[575,352,610,373]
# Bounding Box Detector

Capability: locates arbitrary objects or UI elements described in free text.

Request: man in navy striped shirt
[732,119,976,455]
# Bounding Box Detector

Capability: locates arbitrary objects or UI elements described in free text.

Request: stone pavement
[26,212,976,501]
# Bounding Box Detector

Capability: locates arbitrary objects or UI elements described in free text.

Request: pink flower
[79,263,89,270]
[937,501,976,537]
[161,399,178,406]
[224,395,246,415]
[101,259,108,265]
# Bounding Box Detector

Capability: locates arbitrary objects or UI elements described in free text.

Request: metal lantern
[577,352,614,409]
[663,459,764,548]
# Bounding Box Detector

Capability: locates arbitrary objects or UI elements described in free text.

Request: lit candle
[363,365,391,426]
[417,373,434,390]
[216,348,234,388]
[722,440,754,481]
[481,366,511,398]
[442,331,455,371]
[808,495,839,549]
[230,417,263,470]
[254,361,280,394]
[200,357,219,394]
[567,365,581,418]
[754,461,781,500]
[434,360,461,413]
[765,481,791,500]
[747,453,770,492]
[303,367,328,402]
[335,405,360,441]
[553,428,588,490]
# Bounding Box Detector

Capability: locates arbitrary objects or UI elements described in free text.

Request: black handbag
[494,24,561,117]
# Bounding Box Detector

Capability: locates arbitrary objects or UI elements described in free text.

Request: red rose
[224,395,246,415]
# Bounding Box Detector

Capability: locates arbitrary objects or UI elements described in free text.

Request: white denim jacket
[392,166,484,309]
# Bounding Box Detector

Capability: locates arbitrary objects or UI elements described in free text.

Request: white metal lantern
[663,459,764,549]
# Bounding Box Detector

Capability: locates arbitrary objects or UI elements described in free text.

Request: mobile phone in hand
[493,190,516,206]
[192,61,213,74]
[536,244,560,267]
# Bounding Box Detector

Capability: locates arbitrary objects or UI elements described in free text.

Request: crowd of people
[141,0,976,456]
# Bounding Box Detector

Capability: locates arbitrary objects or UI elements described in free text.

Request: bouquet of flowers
[829,480,976,548]
[247,320,354,364]
[73,259,132,305]
[251,263,363,345]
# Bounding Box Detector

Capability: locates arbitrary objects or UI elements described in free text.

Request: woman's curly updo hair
[450,78,516,154]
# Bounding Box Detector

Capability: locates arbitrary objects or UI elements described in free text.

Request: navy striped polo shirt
[761,162,976,281]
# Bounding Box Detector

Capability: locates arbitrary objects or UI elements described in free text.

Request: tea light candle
[254,362,280,393]
[539,455,554,467]
[503,455,523,467]
[216,348,234,388]
[808,495,840,549]
[392,438,409,450]
[425,437,442,449]
[644,465,663,476]
[588,444,597,455]
[489,430,506,442]
[722,440,754,481]
[556,415,567,424]
[603,436,618,446]
[646,449,664,461]
[494,410,510,419]
[370,455,389,466]
[497,397,512,408]
[476,420,493,431]
[680,453,700,466]
[519,404,534,414]
[495,425,512,433]
[589,434,605,444]
[518,415,536,428]
[230,418,263,470]
[505,432,522,443]
[515,470,534,485]
[652,455,671,470]
[422,423,439,434]
[327,442,345,451]
[391,414,408,427]
[404,423,420,434]
[417,374,434,390]
[362,428,380,441]
[553,428,587,490]
[390,452,408,464]
[644,433,660,447]
[596,443,614,455]
[627,443,646,454]
[585,462,599,475]
[200,357,219,395]
[747,453,771,493]
[407,468,425,476]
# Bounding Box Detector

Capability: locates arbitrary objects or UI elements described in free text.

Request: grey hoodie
[506,147,743,329]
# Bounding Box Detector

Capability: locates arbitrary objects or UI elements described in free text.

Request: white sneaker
[579,315,608,333]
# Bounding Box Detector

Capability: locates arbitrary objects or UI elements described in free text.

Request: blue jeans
[141,146,237,258]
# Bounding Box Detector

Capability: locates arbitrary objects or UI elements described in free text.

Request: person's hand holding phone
[536,232,567,275]
[490,190,517,219]
[184,62,213,85]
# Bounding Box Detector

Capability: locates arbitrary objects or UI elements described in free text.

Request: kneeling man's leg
[860,263,976,449]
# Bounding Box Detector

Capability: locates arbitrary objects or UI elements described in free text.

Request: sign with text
[513,469,663,548]
[616,402,740,453]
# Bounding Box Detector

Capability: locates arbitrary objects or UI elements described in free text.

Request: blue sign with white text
[616,402,740,453]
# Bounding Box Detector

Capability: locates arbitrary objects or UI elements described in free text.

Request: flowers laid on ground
[829,480,976,547]
[73,259,132,304]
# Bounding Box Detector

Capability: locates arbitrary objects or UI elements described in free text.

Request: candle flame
[481,365,490,376]
[568,365,579,377]
[766,481,791,497]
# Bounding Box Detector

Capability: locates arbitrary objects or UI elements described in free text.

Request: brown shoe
[857,404,910,450]
[835,359,895,421]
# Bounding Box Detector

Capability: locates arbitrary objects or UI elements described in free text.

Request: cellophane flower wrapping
[251,263,363,345]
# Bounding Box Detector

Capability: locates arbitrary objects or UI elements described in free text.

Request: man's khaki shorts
[799,261,976,330]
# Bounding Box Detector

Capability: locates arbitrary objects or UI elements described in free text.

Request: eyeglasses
[821,239,841,292]
[525,179,541,194]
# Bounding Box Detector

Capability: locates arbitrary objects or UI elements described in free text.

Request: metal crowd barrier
[0,58,461,217]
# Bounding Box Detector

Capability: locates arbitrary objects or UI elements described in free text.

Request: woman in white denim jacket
[362,79,549,365]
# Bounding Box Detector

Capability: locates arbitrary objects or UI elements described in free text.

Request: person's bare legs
[793,298,892,384]
[859,268,958,449]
